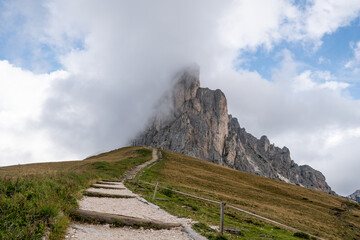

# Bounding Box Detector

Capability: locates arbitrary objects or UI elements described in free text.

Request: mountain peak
[172,65,200,111]
[133,68,332,193]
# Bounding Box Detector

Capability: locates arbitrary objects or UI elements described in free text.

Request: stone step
[101,179,122,182]
[71,209,182,229]
[91,184,125,190]
[96,181,121,185]
[83,191,136,199]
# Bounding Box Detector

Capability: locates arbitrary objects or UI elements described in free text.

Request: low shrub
[161,188,173,197]
[294,231,310,239]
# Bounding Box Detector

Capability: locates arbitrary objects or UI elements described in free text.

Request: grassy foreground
[0,147,152,240]
[127,150,360,240]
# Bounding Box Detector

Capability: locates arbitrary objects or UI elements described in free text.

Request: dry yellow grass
[1,146,358,239]
[0,146,148,177]
[141,150,360,240]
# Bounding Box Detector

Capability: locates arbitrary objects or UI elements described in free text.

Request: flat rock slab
[83,191,135,199]
[91,184,125,189]
[72,209,181,229]
[182,227,208,240]
[96,181,120,185]
[101,179,122,182]
[65,224,190,240]
[86,187,137,197]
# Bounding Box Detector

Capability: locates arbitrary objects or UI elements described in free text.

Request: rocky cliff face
[348,190,360,203]
[133,66,332,193]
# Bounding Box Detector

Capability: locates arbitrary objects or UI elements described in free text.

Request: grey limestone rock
[133,66,332,193]
[348,190,360,203]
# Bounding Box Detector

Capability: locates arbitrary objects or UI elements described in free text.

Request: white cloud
[345,41,360,69]
[218,0,299,51]
[0,60,72,165]
[319,81,350,90]
[1,0,360,195]
[303,0,360,43]
[218,0,360,52]
[0,60,68,126]
[293,69,348,92]
[218,52,360,195]
[324,127,360,149]
[293,70,317,91]
[15,0,233,161]
[313,70,334,81]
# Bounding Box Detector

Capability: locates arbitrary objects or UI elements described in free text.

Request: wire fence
[130,179,324,240]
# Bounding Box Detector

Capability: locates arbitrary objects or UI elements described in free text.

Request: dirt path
[122,148,159,181]
[65,148,206,240]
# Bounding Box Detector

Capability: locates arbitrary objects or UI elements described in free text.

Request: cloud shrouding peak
[0,0,360,195]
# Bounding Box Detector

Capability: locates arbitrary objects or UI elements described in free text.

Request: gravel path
[66,224,190,240]
[78,195,190,225]
[65,148,204,239]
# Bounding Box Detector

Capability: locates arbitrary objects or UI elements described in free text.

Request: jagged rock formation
[133,66,332,193]
[348,190,360,203]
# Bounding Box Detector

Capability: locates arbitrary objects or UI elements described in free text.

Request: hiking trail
[65,148,206,240]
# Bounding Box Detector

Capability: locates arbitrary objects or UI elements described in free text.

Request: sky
[0,0,360,196]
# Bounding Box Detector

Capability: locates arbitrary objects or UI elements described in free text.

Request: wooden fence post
[152,181,159,202]
[220,202,226,235]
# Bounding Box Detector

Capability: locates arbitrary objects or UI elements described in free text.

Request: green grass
[129,180,300,239]
[0,147,152,240]
[2,146,359,239]
[126,149,360,240]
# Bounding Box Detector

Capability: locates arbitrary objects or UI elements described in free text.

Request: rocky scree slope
[133,66,332,193]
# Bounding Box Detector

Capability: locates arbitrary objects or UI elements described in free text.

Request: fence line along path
[65,148,207,240]
[140,179,324,240]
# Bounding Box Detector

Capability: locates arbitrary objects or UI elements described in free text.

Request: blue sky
[0,0,360,195]
[238,17,360,97]
[0,0,85,73]
[1,0,360,98]
[0,0,359,84]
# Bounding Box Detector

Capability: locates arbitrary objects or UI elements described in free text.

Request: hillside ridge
[133,65,332,193]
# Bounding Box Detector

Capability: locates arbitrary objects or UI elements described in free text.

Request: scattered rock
[225,227,243,235]
[155,198,169,201]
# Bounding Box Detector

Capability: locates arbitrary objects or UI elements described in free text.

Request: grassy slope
[0,147,152,240]
[127,150,360,240]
